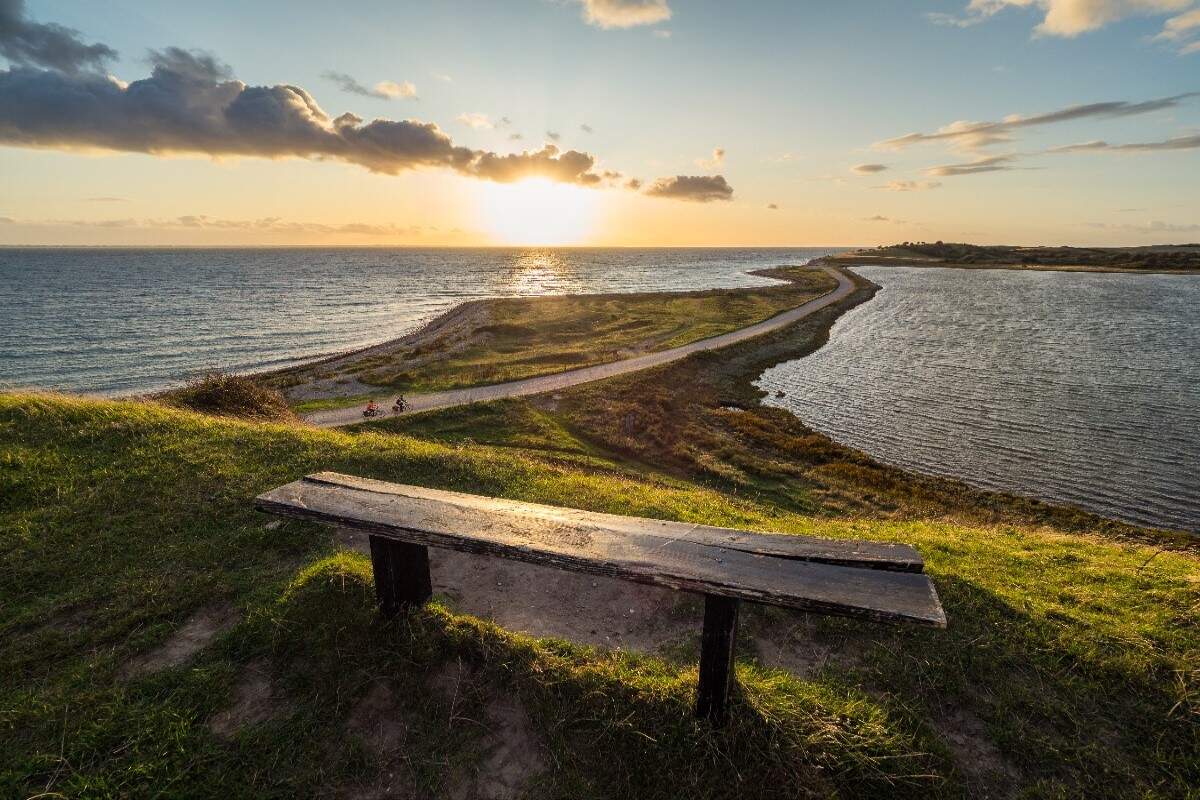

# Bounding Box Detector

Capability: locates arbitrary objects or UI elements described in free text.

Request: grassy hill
[2,391,1197,798]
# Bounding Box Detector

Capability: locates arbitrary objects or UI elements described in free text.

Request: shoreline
[824,254,1200,275]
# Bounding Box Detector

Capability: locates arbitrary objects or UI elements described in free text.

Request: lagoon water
[0,247,839,395]
[757,265,1200,533]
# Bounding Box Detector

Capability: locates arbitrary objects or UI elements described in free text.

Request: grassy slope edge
[2,390,1197,798]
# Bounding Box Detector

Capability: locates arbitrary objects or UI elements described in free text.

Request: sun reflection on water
[499,249,585,295]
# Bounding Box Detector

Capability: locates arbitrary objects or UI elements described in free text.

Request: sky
[0,0,1197,246]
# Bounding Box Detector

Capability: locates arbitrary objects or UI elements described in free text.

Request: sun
[478,178,599,245]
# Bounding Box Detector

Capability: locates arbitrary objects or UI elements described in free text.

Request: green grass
[268,267,837,408]
[2,391,1198,798]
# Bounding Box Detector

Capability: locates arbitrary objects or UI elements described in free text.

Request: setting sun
[478,178,599,245]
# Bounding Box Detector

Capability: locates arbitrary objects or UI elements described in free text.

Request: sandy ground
[303,266,855,428]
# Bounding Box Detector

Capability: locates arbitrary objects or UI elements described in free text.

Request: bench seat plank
[256,474,945,628]
[300,472,926,573]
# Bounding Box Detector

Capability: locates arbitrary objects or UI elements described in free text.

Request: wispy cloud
[580,123,594,133]
[696,146,725,169]
[875,93,1196,153]
[643,174,733,202]
[930,0,1195,38]
[457,112,494,129]
[1048,133,1200,153]
[546,130,562,141]
[766,203,779,210]
[851,163,888,174]
[876,180,942,191]
[323,71,417,100]
[578,0,672,29]
[926,154,1019,176]
[3,214,426,237]
[85,195,128,202]
[1085,219,1200,233]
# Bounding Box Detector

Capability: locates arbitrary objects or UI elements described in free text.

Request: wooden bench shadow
[256,472,946,724]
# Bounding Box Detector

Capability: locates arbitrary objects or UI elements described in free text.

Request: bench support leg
[369,535,432,616]
[695,594,740,725]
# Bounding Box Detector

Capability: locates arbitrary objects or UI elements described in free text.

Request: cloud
[0,0,116,73]
[7,213,425,236]
[696,146,725,169]
[625,177,643,190]
[579,0,672,29]
[85,195,127,202]
[508,132,524,140]
[925,154,1019,176]
[766,203,779,210]
[1154,7,1200,50]
[876,93,1197,154]
[546,130,561,141]
[431,71,453,83]
[457,112,493,129]
[653,29,672,38]
[851,162,888,174]
[643,174,733,202]
[1048,133,1200,152]
[1085,219,1200,233]
[323,71,416,100]
[580,123,594,133]
[876,180,942,191]
[0,49,606,186]
[931,0,1194,37]
[863,215,895,222]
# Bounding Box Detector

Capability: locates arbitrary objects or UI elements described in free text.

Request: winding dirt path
[304,266,854,428]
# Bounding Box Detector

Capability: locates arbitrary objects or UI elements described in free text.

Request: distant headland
[826,242,1200,274]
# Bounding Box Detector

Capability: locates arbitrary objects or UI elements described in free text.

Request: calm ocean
[757,265,1200,533]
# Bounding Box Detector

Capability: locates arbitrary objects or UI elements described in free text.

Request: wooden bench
[256,472,946,723]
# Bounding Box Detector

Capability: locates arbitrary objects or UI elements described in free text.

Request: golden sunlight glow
[478,178,598,245]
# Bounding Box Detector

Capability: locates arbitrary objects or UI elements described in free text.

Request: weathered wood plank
[695,595,740,724]
[255,475,946,628]
[302,472,925,573]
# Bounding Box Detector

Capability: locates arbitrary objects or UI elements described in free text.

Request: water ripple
[757,266,1200,533]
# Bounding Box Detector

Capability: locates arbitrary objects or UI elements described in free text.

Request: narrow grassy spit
[265,267,837,410]
[2,392,1197,798]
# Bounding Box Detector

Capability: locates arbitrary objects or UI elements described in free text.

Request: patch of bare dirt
[120,602,241,678]
[450,696,547,800]
[209,658,283,737]
[335,526,693,654]
[931,705,1020,798]
[346,681,411,754]
[750,618,867,678]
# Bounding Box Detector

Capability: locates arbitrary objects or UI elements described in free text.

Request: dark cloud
[851,163,888,174]
[643,174,733,202]
[546,130,561,141]
[625,177,642,190]
[1048,133,1200,153]
[876,93,1197,151]
[925,154,1017,177]
[581,123,594,133]
[0,0,115,73]
[0,49,603,185]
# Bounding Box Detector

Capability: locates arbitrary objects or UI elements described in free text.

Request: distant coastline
[826,242,1200,275]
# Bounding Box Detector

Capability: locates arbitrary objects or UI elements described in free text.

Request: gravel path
[303,266,854,428]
